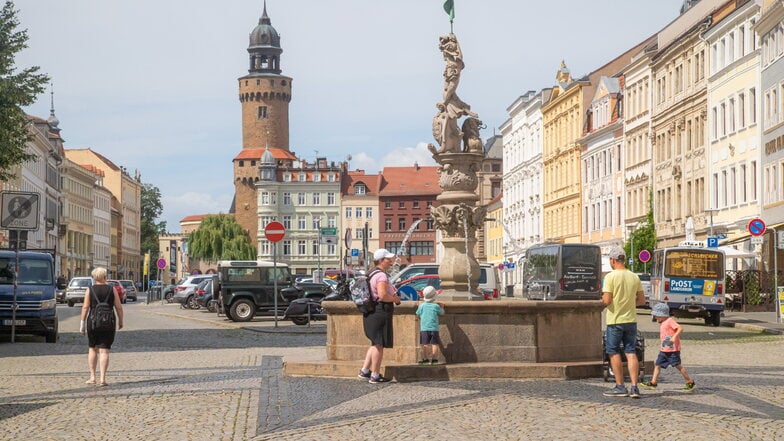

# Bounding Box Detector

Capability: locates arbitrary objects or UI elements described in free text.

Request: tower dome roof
[249,2,280,48]
[261,146,275,165]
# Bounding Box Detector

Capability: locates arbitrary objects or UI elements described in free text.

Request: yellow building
[485,192,505,265]
[542,62,587,243]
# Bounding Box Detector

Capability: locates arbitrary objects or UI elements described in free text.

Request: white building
[92,175,112,271]
[705,0,762,259]
[499,89,550,290]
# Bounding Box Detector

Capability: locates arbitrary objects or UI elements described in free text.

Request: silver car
[65,277,94,307]
[636,273,652,308]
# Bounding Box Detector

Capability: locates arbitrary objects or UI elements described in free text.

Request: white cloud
[379,142,439,169]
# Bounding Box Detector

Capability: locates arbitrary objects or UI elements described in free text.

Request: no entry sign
[156,258,167,270]
[264,221,286,242]
[748,218,766,237]
[638,250,651,263]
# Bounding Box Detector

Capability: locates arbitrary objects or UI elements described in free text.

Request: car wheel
[45,321,58,343]
[67,300,74,307]
[230,299,255,322]
[187,296,200,310]
[165,292,173,303]
[291,317,309,326]
[710,311,721,327]
[122,298,127,304]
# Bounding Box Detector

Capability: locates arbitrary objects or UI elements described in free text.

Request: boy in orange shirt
[641,303,696,392]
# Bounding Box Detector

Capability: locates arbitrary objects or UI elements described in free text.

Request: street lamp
[704,208,720,237]
[626,223,638,273]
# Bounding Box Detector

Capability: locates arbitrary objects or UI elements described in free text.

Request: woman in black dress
[79,267,124,386]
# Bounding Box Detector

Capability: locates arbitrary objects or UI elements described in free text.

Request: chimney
[414,161,420,171]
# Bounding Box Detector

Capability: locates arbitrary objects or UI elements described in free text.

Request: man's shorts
[605,323,638,355]
[420,330,441,345]
[655,351,682,368]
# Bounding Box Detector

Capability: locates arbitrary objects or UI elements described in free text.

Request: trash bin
[505,285,514,298]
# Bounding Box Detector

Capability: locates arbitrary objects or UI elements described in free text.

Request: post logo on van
[670,278,708,295]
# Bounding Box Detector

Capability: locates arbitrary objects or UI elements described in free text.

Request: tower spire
[47,83,61,133]
[261,0,270,24]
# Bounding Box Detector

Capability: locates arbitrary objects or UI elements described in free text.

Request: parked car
[119,280,138,302]
[65,277,94,307]
[390,263,500,298]
[195,278,220,312]
[395,274,442,300]
[173,275,217,305]
[297,277,338,292]
[636,273,652,308]
[106,280,127,304]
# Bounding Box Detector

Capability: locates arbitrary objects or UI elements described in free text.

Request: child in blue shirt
[415,286,445,365]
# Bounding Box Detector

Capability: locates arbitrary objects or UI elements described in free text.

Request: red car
[107,280,127,304]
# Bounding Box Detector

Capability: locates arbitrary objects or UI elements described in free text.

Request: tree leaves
[188,215,256,261]
[140,182,166,255]
[0,1,49,182]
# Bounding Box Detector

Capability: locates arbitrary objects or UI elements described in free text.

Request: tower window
[256,80,260,85]
[258,106,268,119]
[269,79,275,86]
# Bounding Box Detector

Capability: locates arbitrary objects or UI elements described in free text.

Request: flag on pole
[143,253,150,276]
[443,0,455,22]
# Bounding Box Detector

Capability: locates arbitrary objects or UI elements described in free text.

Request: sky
[16,0,685,230]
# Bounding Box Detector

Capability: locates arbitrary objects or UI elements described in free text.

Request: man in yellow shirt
[602,246,645,398]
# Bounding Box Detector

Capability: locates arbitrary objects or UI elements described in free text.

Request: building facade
[341,170,381,268]
[88,166,112,272]
[580,76,625,252]
[705,0,762,253]
[60,157,96,279]
[475,135,503,262]
[500,89,548,288]
[378,166,439,267]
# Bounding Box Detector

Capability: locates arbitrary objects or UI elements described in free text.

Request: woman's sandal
[97,382,108,387]
[85,379,96,385]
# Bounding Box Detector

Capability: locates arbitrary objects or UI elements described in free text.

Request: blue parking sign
[351,248,359,256]
[707,237,719,248]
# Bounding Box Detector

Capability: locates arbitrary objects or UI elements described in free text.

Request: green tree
[624,201,657,273]
[188,215,256,261]
[140,182,167,256]
[0,1,49,182]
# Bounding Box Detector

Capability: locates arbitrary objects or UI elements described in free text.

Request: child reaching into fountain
[416,286,445,365]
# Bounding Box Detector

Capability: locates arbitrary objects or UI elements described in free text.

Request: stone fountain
[427,33,487,300]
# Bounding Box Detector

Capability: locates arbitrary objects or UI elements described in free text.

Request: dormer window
[354,183,367,195]
[313,173,321,182]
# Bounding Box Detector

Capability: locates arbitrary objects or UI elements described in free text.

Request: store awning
[718,246,755,259]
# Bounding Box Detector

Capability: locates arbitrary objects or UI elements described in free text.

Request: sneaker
[603,385,629,397]
[357,370,371,379]
[430,359,439,365]
[418,359,430,365]
[640,381,658,390]
[369,375,391,384]
[682,381,696,393]
[629,386,641,399]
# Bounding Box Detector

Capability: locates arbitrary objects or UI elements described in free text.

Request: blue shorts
[605,323,638,355]
[655,351,682,368]
[420,330,441,345]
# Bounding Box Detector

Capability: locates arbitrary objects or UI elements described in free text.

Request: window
[385,241,403,255]
[385,200,391,209]
[283,215,291,229]
[283,192,291,205]
[283,173,291,182]
[399,218,406,231]
[327,192,335,205]
[385,218,392,231]
[312,193,320,205]
[328,215,336,228]
[741,163,747,203]
[399,201,405,209]
[426,201,433,208]
[313,173,321,182]
[345,207,352,218]
[750,88,757,124]
[354,184,366,195]
[258,106,268,119]
[327,244,336,255]
[368,228,373,238]
[298,216,306,229]
[425,218,434,230]
[366,207,373,218]
[282,240,291,255]
[328,173,336,182]
[739,93,746,128]
[728,98,735,133]
[356,207,362,218]
[409,241,434,256]
[312,216,321,229]
[752,160,758,200]
[298,240,306,255]
[299,172,306,181]
[312,240,318,255]
[413,200,420,208]
[261,192,270,205]
[298,192,306,205]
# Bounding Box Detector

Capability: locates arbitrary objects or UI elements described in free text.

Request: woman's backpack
[91,287,116,331]
[351,269,382,314]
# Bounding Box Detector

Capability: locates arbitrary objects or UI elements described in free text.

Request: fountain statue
[427,32,487,299]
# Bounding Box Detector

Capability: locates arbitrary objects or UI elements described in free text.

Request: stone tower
[233,2,291,241]
[238,1,292,151]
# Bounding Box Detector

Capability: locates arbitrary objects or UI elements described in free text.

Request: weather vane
[443,0,455,33]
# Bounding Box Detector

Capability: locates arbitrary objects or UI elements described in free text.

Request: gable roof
[233,148,297,161]
[378,166,440,196]
[342,170,381,195]
[66,148,120,171]
[484,135,504,158]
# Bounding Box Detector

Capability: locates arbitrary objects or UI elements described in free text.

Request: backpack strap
[92,285,111,305]
[366,269,383,301]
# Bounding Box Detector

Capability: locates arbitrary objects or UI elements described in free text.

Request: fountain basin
[284,300,610,380]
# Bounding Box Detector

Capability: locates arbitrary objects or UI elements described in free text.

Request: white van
[390,263,500,298]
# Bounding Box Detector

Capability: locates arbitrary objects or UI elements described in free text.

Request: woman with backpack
[79,267,124,386]
[358,249,401,384]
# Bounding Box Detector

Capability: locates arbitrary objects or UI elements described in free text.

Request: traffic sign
[707,237,719,248]
[265,221,286,242]
[320,227,338,245]
[1,191,40,230]
[351,248,359,257]
[638,250,651,263]
[748,218,766,237]
[345,228,352,249]
[156,258,167,270]
[751,236,764,245]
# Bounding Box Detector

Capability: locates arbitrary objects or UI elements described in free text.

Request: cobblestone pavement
[1,302,782,440]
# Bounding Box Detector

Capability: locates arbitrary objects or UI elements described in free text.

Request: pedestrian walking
[416,286,445,365]
[358,249,401,384]
[80,267,124,386]
[602,246,645,398]
[641,303,696,392]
